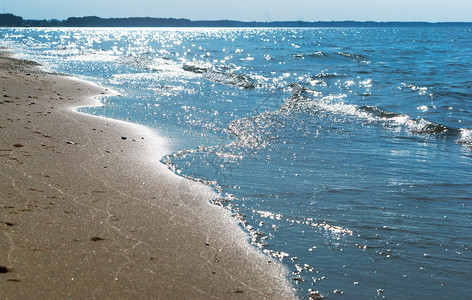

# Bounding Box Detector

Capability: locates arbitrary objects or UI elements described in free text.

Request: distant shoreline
[1,13,472,28]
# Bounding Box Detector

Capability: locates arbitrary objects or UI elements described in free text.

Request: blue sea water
[1,27,471,299]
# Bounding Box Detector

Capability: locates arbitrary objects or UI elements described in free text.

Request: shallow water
[2,27,471,299]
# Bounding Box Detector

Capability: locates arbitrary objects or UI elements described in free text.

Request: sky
[4,0,472,22]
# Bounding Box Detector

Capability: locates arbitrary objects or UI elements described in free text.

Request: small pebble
[309,291,324,299]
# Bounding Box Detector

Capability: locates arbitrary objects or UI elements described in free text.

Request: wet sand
[0,49,295,299]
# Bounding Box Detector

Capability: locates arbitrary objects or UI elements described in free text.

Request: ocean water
[1,27,471,299]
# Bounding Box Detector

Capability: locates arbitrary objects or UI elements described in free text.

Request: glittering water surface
[2,27,471,299]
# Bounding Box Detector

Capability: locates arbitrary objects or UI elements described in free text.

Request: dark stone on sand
[3,95,9,97]
[0,266,9,273]
[91,237,105,242]
[121,136,127,140]
[211,198,228,207]
[13,143,23,148]
[309,292,325,299]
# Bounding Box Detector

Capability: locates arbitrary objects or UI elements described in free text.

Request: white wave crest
[457,128,472,145]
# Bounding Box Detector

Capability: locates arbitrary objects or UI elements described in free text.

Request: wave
[183,62,259,89]
[293,51,327,59]
[358,105,449,134]
[457,128,472,145]
[312,72,348,79]
[119,55,261,89]
[336,51,371,64]
[228,84,467,149]
[119,53,156,70]
[399,83,431,96]
[203,71,258,89]
[117,53,199,82]
[119,54,468,148]
[228,112,281,148]
[181,62,211,74]
[293,51,370,64]
[281,86,453,135]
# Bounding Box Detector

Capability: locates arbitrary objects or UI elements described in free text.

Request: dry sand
[0,49,295,299]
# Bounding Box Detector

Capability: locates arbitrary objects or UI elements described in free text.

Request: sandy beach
[0,49,294,299]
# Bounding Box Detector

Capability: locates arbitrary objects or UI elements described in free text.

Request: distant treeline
[1,13,471,28]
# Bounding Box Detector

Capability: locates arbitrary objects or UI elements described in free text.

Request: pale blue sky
[4,0,472,22]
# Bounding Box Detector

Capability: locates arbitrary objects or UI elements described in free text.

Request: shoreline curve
[0,48,295,299]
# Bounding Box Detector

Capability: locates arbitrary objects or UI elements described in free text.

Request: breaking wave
[281,88,451,135]
[457,128,472,146]
[228,85,466,148]
[293,51,370,64]
[358,105,450,134]
[183,62,259,89]
[336,51,371,63]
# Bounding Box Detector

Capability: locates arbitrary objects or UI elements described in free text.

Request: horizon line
[1,13,472,24]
